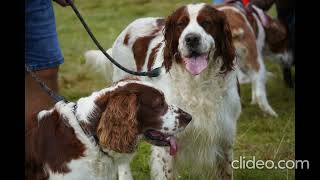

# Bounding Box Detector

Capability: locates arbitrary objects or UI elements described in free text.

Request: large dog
[86,3,241,180]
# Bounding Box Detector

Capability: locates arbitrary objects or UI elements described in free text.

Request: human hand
[53,0,74,7]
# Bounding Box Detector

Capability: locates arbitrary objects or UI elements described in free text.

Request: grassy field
[54,0,295,179]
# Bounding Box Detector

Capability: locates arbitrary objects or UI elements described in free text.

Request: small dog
[25,78,192,180]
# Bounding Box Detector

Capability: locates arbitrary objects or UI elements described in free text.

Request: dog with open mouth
[86,3,241,179]
[25,78,191,180]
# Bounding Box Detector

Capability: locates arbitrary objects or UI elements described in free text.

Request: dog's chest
[169,64,225,125]
[48,155,116,180]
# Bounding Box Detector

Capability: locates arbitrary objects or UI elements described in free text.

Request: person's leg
[25,0,64,122]
[25,67,59,122]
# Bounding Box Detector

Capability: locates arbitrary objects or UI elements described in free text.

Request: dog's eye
[151,98,166,109]
[159,101,164,107]
[201,20,211,28]
[151,99,161,108]
[177,22,187,29]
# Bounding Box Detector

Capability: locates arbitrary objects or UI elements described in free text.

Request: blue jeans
[213,0,225,4]
[25,0,64,71]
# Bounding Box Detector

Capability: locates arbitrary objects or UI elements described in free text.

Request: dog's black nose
[185,33,200,47]
[179,110,192,126]
[184,113,192,123]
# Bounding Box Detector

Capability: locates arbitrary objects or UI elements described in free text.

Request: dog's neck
[34,101,134,179]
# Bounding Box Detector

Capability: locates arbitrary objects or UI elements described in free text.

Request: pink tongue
[169,136,178,156]
[183,54,208,75]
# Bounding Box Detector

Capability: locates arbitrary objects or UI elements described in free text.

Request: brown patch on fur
[220,7,260,71]
[147,43,161,71]
[26,109,86,180]
[131,17,165,72]
[265,19,288,53]
[199,5,236,74]
[132,25,163,71]
[163,6,188,72]
[95,82,168,153]
[132,36,156,71]
[248,14,259,38]
[244,5,260,38]
[124,33,130,45]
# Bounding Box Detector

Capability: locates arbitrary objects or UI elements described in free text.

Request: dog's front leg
[118,163,133,180]
[215,147,234,180]
[150,146,175,180]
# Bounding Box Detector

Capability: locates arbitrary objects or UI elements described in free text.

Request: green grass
[54,0,295,179]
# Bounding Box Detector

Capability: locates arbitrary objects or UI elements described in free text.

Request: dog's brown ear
[163,14,176,72]
[97,93,139,153]
[214,10,236,74]
[163,6,186,72]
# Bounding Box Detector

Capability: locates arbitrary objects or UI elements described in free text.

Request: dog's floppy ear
[97,93,139,153]
[163,6,186,72]
[214,10,236,74]
[163,14,176,72]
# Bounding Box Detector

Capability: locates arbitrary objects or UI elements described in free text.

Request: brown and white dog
[86,3,241,180]
[25,78,192,180]
[253,0,295,88]
[214,1,290,117]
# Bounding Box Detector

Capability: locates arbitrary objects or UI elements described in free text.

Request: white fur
[85,3,241,179]
[118,163,133,180]
[37,109,54,122]
[85,49,114,81]
[160,105,186,134]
